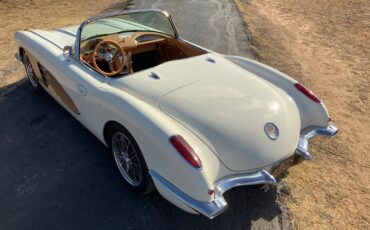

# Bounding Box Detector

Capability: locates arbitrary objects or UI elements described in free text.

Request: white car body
[14,9,338,218]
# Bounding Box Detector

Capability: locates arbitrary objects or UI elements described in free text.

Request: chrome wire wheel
[24,55,38,87]
[112,132,143,186]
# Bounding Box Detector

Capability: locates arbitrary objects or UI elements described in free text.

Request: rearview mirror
[63,46,73,61]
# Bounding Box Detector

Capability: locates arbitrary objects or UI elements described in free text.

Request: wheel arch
[19,47,25,61]
[103,120,127,147]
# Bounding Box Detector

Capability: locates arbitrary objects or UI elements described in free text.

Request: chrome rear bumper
[150,169,276,219]
[296,122,338,160]
[150,123,338,219]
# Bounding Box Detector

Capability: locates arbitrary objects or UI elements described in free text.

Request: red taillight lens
[294,83,321,103]
[169,135,202,169]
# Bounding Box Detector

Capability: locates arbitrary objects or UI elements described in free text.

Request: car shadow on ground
[0,79,282,230]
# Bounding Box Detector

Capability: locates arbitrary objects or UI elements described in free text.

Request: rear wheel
[108,124,154,194]
[23,53,41,91]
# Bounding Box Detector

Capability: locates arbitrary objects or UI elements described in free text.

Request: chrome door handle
[77,84,87,96]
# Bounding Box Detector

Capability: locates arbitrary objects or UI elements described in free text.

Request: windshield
[81,11,176,41]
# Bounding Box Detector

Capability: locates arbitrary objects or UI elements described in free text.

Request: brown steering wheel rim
[92,40,125,77]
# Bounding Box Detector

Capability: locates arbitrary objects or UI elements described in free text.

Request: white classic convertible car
[14,9,338,218]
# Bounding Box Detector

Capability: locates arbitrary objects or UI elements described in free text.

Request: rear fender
[98,86,230,202]
[225,55,330,131]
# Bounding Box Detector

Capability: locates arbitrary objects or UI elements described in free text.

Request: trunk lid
[157,56,301,171]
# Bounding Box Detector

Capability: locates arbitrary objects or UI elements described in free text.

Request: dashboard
[80,31,169,58]
[79,31,206,76]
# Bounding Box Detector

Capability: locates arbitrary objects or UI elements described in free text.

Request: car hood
[111,54,301,171]
[27,26,78,49]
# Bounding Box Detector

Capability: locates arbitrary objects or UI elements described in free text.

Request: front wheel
[23,53,41,91]
[108,124,154,194]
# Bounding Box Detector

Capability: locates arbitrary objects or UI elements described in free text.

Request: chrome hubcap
[112,132,142,186]
[24,56,38,87]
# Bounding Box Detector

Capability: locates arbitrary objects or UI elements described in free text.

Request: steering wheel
[92,40,126,77]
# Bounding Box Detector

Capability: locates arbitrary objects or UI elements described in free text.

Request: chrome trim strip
[296,122,338,160]
[180,38,212,53]
[53,28,77,37]
[25,29,63,50]
[149,169,276,219]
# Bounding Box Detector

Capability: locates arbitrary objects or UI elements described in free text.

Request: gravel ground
[236,0,370,229]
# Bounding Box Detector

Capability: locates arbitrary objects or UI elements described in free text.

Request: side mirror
[63,46,73,61]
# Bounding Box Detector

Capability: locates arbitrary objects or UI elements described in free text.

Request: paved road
[134,0,254,58]
[0,0,287,229]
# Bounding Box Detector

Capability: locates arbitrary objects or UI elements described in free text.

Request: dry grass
[235,0,370,229]
[0,0,129,88]
[1,0,369,228]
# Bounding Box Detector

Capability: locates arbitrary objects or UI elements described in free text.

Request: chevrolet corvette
[14,9,338,218]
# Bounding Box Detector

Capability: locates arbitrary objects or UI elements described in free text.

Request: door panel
[48,56,106,137]
[38,64,80,115]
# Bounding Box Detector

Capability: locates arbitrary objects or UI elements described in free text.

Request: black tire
[107,123,154,194]
[23,53,42,92]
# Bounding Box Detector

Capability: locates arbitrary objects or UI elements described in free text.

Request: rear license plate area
[271,154,300,177]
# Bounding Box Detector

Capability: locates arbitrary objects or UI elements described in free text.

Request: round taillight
[169,135,202,169]
[294,83,321,103]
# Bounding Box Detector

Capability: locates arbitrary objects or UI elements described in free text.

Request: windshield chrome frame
[73,9,179,61]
